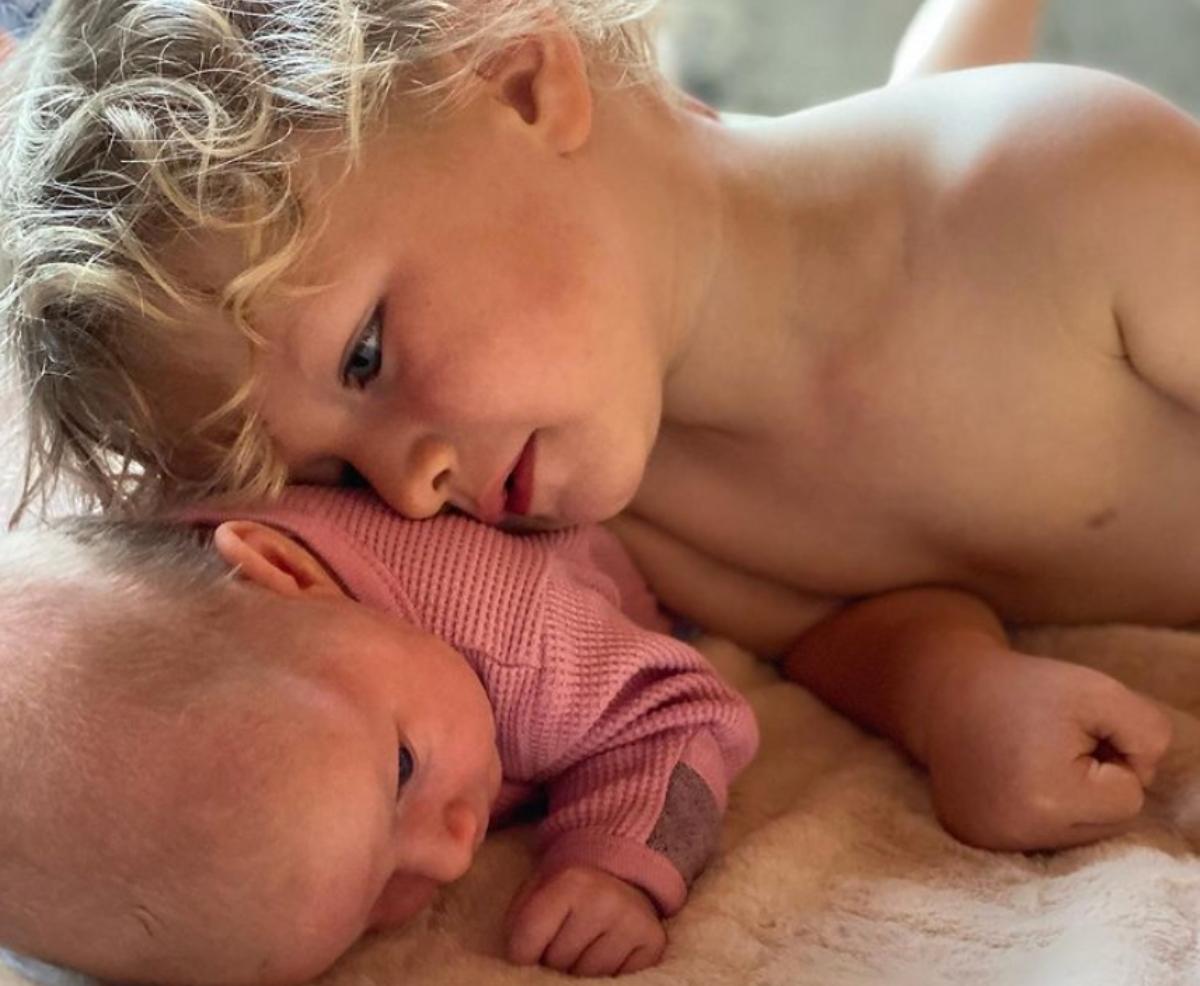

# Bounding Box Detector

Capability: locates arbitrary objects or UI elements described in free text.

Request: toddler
[0,486,756,984]
[0,0,1187,851]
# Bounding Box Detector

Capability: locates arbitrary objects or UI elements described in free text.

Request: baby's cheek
[367,874,440,930]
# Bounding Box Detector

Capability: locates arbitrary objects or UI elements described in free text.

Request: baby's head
[0,516,500,985]
[1,0,677,528]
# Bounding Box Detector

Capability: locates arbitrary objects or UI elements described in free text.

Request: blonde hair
[0,0,663,521]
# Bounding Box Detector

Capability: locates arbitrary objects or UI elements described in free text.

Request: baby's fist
[505,865,666,976]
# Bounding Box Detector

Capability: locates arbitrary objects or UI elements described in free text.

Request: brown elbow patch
[646,763,721,885]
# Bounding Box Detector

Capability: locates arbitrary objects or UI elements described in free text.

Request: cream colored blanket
[4,628,1200,986]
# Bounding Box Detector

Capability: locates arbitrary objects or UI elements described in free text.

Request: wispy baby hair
[0,0,662,521]
[0,514,315,977]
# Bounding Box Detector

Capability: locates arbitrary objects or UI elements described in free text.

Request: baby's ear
[212,521,344,599]
[478,28,593,154]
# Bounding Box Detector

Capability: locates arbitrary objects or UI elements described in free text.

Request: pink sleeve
[573,525,671,633]
[517,566,759,916]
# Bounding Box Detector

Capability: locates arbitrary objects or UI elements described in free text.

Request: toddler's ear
[212,521,344,599]
[478,29,593,154]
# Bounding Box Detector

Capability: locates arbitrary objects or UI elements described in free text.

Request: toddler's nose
[376,437,455,519]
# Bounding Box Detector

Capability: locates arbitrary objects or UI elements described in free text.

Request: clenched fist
[924,648,1173,851]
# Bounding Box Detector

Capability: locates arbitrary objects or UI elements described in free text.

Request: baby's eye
[397,745,416,795]
[342,308,383,389]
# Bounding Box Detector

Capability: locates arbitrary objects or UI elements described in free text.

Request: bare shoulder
[787,64,1200,252]
[909,63,1199,167]
[894,65,1198,229]
[918,65,1200,408]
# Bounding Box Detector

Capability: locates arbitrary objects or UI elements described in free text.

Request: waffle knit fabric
[186,486,758,915]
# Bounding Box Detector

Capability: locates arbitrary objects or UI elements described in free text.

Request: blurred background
[659,0,1200,116]
[3,0,1199,115]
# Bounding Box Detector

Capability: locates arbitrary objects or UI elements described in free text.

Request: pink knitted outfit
[187,487,758,915]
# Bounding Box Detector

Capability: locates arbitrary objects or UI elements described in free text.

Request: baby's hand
[504,864,666,976]
[924,649,1172,851]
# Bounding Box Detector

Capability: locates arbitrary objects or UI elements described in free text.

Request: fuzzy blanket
[12,624,1198,986]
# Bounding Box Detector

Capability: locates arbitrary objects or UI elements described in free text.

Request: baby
[0,0,1188,852]
[0,486,757,984]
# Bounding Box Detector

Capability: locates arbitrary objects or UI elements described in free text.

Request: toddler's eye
[342,308,383,389]
[397,745,416,795]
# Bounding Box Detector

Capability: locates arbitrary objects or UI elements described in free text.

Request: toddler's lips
[474,435,537,525]
[503,435,536,518]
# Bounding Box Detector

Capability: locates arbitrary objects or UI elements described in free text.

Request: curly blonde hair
[0,0,662,520]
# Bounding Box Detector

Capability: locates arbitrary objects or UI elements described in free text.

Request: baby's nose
[438,801,482,880]
[405,798,482,885]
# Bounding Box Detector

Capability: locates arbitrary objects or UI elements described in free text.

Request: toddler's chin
[497,470,641,530]
[561,474,643,527]
[500,514,570,533]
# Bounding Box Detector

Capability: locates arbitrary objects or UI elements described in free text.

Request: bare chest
[633,282,1200,626]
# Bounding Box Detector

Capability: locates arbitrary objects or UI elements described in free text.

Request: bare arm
[782,587,1172,850]
[890,0,1044,84]
[782,587,1007,763]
